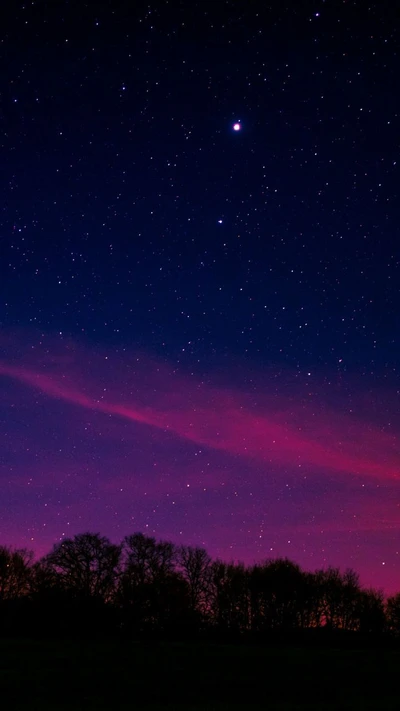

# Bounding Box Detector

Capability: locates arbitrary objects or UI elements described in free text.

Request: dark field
[0,638,399,710]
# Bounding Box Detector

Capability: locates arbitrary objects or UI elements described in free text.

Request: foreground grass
[0,638,399,709]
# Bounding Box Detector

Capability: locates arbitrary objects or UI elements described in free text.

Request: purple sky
[1,330,399,594]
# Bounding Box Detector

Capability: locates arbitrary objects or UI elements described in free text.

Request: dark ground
[0,638,399,709]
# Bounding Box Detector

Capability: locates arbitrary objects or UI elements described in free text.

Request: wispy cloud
[0,336,399,482]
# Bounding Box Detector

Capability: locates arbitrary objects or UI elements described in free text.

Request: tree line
[1,532,400,643]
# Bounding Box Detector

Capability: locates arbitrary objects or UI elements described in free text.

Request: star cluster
[0,0,399,592]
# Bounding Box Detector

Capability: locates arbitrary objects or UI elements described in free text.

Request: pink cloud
[0,337,399,483]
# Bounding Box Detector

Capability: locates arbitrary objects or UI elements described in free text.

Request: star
[233,122,241,131]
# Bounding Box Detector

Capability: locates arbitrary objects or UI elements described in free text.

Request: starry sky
[1,0,399,593]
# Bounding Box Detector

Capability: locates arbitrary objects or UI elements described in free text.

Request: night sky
[1,0,399,593]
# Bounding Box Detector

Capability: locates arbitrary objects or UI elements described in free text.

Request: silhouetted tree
[386,593,400,636]
[211,561,250,634]
[36,534,121,637]
[45,533,121,601]
[0,546,33,600]
[357,588,386,637]
[177,545,212,619]
[249,559,304,633]
[0,546,34,636]
[317,567,361,631]
[122,533,175,585]
[295,570,324,630]
[26,559,74,636]
[119,533,188,635]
